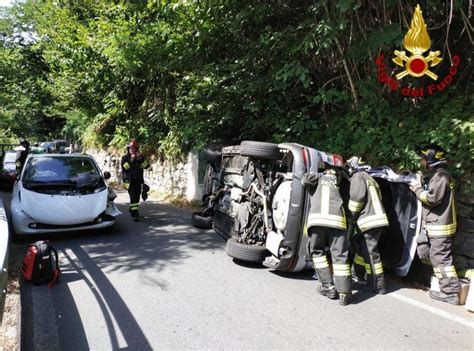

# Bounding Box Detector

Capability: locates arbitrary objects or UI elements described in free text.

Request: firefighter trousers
[128,182,142,218]
[353,228,384,290]
[309,227,351,294]
[429,235,461,294]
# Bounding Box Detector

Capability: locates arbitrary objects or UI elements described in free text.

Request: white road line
[389,292,474,329]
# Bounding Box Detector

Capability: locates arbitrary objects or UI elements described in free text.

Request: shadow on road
[52,246,153,350]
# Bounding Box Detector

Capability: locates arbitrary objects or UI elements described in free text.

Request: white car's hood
[21,186,108,225]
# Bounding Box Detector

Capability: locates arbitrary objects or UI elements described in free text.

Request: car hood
[20,186,108,225]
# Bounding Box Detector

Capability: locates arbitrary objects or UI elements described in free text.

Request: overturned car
[195,141,421,277]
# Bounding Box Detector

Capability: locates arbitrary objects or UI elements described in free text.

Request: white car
[11,154,121,235]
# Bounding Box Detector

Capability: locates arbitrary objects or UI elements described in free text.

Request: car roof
[27,153,93,159]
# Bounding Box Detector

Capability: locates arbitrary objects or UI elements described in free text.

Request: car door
[370,169,421,276]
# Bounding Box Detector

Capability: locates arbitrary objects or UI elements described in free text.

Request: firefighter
[303,168,352,306]
[121,139,149,221]
[346,156,388,294]
[15,137,30,174]
[409,144,460,305]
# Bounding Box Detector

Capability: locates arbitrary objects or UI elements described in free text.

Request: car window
[22,157,98,183]
[4,152,16,163]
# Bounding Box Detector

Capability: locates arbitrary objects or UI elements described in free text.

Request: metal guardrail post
[0,197,9,324]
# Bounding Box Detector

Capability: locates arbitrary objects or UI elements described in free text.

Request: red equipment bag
[21,241,60,287]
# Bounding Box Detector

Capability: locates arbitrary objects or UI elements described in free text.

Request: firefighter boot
[339,293,353,306]
[429,290,459,305]
[317,282,338,299]
[353,253,366,283]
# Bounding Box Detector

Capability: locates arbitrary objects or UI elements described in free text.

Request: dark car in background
[0,150,17,190]
[53,140,68,153]
[39,141,57,153]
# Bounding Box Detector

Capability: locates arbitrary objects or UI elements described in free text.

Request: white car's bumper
[12,207,116,235]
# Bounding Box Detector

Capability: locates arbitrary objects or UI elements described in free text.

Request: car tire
[201,149,222,164]
[225,238,268,263]
[239,141,281,160]
[191,212,213,229]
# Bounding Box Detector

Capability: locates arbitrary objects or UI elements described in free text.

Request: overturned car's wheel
[201,149,222,164]
[240,141,281,160]
[191,212,213,229]
[225,238,268,263]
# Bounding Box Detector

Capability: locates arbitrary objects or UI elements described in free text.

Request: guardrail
[0,197,9,324]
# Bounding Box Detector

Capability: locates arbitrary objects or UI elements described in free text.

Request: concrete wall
[88,149,203,202]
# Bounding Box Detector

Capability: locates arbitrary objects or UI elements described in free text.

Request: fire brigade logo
[392,4,442,80]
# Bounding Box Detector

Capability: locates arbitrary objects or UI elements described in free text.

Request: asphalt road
[5,191,474,350]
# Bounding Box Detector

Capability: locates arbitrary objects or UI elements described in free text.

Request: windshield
[22,156,99,183]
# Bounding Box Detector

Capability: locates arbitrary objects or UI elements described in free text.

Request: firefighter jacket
[307,170,347,230]
[121,153,149,187]
[348,171,388,231]
[412,167,456,237]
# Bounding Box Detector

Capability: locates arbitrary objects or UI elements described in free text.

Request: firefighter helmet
[420,144,447,168]
[345,155,371,175]
[128,139,139,150]
[19,137,30,148]
[324,169,341,185]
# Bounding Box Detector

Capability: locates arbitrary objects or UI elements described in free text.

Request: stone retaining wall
[87,149,202,202]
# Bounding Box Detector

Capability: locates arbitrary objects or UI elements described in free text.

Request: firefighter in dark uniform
[121,139,149,221]
[15,137,30,175]
[303,168,352,306]
[346,156,388,294]
[410,144,460,305]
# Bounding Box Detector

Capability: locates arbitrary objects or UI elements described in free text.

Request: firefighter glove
[301,172,319,193]
[417,228,429,245]
[417,242,430,260]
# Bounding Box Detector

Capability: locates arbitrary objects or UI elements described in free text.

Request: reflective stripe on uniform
[307,213,347,230]
[426,223,457,236]
[444,266,458,278]
[354,253,365,267]
[141,159,149,169]
[368,183,383,215]
[130,203,139,210]
[312,256,329,269]
[365,263,372,274]
[373,262,384,275]
[123,182,129,190]
[123,162,130,170]
[333,263,351,276]
[434,266,458,278]
[419,191,430,206]
[348,200,363,213]
[433,267,443,279]
[357,214,389,231]
[426,199,457,236]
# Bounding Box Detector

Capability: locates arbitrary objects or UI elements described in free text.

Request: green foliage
[0,0,472,178]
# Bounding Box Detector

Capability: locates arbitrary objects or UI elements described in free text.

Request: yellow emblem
[393,4,442,80]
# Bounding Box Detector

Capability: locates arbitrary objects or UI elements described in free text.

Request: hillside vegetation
[0,1,472,176]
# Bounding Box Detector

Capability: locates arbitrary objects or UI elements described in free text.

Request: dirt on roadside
[0,244,24,351]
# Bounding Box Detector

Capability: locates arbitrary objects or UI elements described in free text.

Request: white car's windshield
[23,157,98,183]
